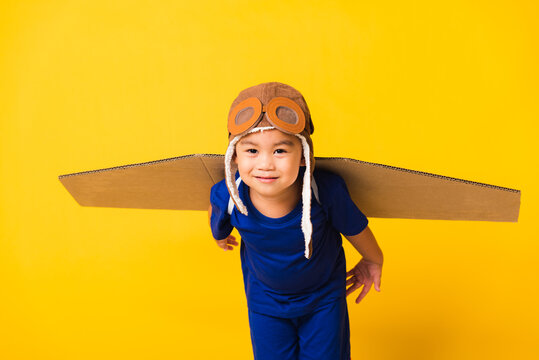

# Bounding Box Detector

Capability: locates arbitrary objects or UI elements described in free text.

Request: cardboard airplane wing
[58,154,520,222]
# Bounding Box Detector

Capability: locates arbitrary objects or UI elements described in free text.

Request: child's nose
[257,153,275,170]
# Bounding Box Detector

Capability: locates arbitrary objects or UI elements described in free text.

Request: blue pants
[248,298,351,360]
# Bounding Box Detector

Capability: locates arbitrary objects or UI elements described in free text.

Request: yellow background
[1,1,538,359]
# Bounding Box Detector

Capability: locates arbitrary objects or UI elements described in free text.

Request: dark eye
[246,149,257,154]
[274,149,287,154]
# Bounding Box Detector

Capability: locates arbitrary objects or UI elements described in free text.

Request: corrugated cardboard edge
[59,154,520,222]
[315,157,520,222]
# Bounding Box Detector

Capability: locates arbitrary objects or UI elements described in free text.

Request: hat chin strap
[225,134,247,215]
[296,132,313,259]
[225,126,313,259]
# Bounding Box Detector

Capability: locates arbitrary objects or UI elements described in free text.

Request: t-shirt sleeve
[319,172,369,236]
[209,181,234,240]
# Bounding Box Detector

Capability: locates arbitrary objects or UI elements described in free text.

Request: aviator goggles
[228,97,306,136]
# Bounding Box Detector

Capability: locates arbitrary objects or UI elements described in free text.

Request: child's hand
[215,235,239,251]
[346,258,382,304]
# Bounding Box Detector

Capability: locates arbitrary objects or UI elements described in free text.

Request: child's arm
[344,226,383,304]
[208,205,238,251]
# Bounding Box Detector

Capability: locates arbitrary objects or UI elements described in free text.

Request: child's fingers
[216,235,239,251]
[346,274,366,295]
[347,275,364,286]
[374,276,382,291]
[355,282,372,304]
[215,239,230,251]
[346,283,360,297]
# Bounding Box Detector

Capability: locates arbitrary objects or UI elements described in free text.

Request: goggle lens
[235,107,256,126]
[275,106,299,125]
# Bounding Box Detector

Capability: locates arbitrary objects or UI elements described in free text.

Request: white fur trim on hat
[225,134,247,215]
[295,132,312,258]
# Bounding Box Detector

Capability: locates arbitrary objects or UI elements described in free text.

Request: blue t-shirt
[210,169,368,318]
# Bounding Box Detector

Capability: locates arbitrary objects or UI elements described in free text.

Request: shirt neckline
[239,178,302,225]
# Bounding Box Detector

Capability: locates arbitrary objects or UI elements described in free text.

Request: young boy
[208,82,383,360]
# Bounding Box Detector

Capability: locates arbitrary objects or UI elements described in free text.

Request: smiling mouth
[255,176,278,183]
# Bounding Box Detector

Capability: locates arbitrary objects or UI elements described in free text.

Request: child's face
[234,129,305,201]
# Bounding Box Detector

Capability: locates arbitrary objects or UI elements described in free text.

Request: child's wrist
[362,257,383,266]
